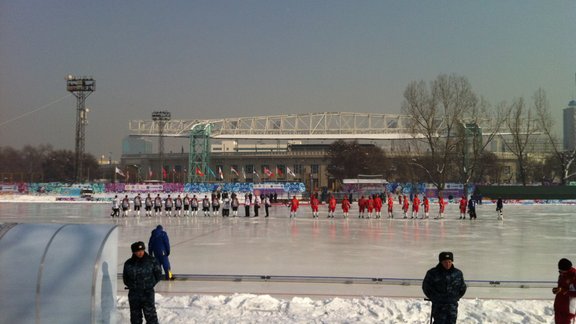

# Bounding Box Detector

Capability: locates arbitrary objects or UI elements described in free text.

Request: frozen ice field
[0,200,574,300]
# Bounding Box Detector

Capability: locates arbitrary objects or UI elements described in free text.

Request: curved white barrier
[0,223,117,324]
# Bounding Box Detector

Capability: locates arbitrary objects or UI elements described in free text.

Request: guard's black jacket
[123,252,162,291]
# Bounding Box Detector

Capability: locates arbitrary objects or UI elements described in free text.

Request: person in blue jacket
[148,225,173,280]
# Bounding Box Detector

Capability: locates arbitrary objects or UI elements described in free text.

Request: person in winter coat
[496,197,504,220]
[467,198,477,220]
[423,251,467,324]
[244,194,251,217]
[263,195,271,217]
[553,258,576,324]
[148,225,173,280]
[123,241,162,324]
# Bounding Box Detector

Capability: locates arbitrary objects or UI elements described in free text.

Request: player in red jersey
[310,193,320,218]
[422,195,430,219]
[328,195,337,218]
[289,196,299,218]
[411,194,420,219]
[402,194,410,219]
[367,195,375,219]
[459,196,467,219]
[436,195,446,219]
[374,194,383,218]
[341,196,351,218]
[387,194,394,218]
[358,195,366,218]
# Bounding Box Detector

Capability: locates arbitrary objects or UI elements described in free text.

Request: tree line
[327,74,576,190]
[0,145,100,182]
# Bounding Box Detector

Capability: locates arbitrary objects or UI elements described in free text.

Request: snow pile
[0,194,58,202]
[116,294,554,323]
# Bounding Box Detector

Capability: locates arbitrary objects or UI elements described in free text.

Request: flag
[253,169,260,178]
[286,167,296,177]
[276,166,284,177]
[115,167,125,177]
[207,166,217,178]
[242,167,246,179]
[195,167,204,177]
[218,166,224,180]
[148,167,153,178]
[264,167,274,177]
[230,166,239,176]
[172,167,176,174]
[125,170,130,181]
[162,167,167,179]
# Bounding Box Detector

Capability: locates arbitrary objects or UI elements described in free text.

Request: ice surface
[0,200,573,301]
[1,199,572,323]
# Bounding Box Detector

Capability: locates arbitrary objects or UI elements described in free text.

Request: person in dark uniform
[467,198,477,220]
[123,241,162,324]
[244,193,251,217]
[422,251,467,324]
[496,197,504,220]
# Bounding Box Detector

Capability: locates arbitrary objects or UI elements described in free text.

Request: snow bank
[116,294,554,324]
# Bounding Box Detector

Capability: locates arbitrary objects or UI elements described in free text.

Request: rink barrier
[116,273,555,289]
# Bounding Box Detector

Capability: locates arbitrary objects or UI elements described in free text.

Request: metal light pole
[66,75,95,183]
[152,111,171,181]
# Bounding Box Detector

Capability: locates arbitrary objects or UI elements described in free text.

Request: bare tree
[501,97,539,186]
[533,88,576,184]
[326,140,388,183]
[401,74,479,190]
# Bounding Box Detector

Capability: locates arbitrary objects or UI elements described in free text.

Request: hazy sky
[1,1,575,160]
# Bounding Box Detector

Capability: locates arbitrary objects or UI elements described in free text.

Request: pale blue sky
[1,1,575,159]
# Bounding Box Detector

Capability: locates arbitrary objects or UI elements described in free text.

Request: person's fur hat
[131,241,145,252]
[439,251,454,262]
[558,258,573,271]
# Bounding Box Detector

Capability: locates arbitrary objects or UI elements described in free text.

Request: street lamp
[66,75,95,183]
[152,111,171,181]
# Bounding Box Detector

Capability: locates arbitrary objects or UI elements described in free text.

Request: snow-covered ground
[115,294,552,323]
[1,197,573,323]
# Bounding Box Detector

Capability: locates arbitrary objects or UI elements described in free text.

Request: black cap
[439,251,454,262]
[131,241,145,252]
[559,258,572,271]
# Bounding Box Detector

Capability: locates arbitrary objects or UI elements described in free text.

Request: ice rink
[1,201,574,300]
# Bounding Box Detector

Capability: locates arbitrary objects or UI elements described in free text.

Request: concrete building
[120,112,562,187]
[563,100,576,151]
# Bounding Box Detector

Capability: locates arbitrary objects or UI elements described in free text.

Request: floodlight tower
[66,75,95,183]
[152,111,171,181]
